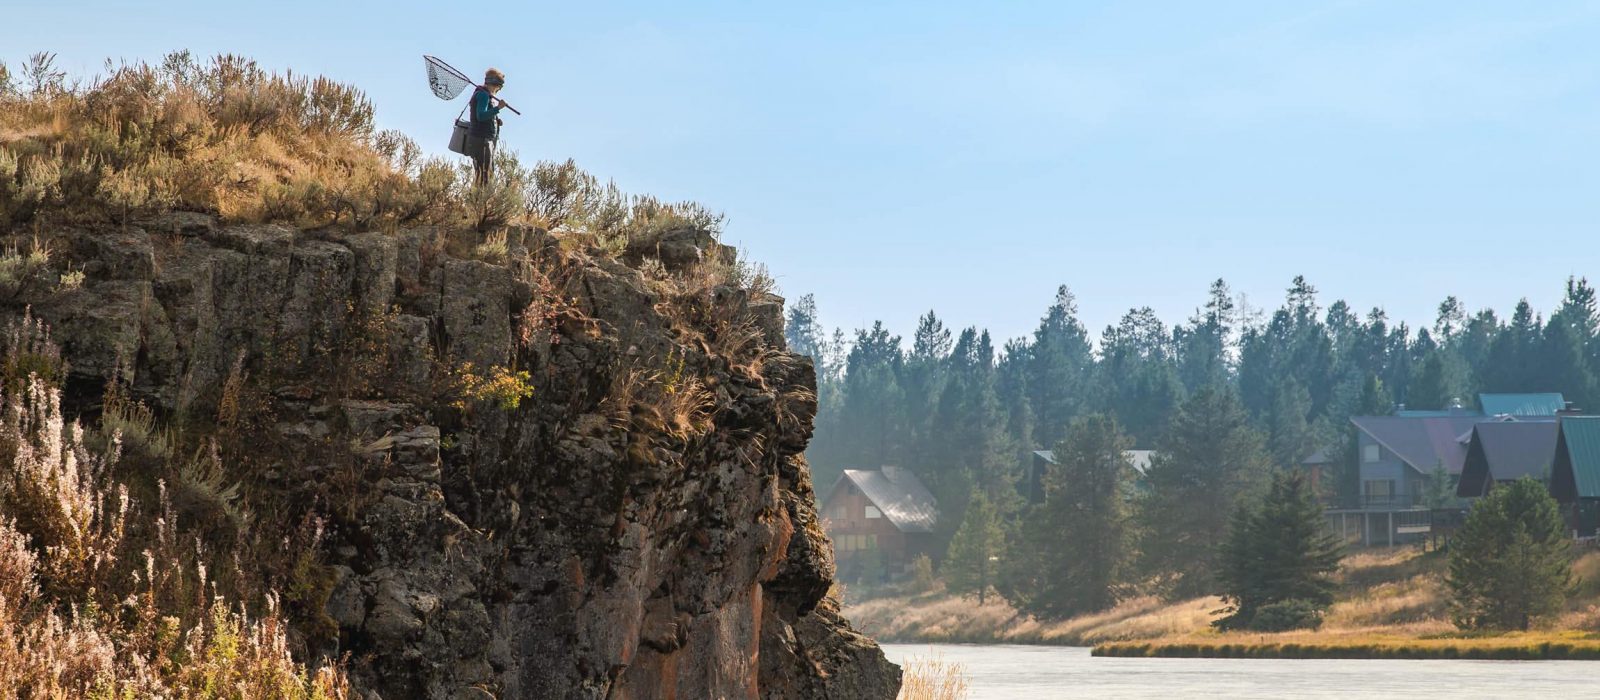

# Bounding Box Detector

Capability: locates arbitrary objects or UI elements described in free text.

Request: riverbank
[845,546,1600,659]
[1092,631,1600,660]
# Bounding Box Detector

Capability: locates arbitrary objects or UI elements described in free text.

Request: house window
[1364,479,1395,503]
[866,535,878,550]
[865,505,882,519]
[1363,444,1381,463]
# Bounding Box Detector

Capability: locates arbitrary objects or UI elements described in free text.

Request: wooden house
[821,466,939,582]
[1456,421,1559,497]
[1551,416,1600,536]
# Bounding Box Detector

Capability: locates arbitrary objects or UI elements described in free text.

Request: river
[880,643,1600,699]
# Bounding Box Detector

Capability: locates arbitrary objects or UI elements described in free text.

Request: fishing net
[423,55,473,101]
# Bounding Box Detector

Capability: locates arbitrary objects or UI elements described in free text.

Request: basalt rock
[19,217,898,699]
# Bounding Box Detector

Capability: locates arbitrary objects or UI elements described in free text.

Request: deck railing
[1360,492,1425,509]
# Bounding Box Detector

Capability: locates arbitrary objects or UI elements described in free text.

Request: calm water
[880,643,1600,699]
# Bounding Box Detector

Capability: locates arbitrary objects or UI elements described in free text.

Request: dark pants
[468,135,496,186]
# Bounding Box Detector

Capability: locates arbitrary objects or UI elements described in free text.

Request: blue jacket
[470,87,502,140]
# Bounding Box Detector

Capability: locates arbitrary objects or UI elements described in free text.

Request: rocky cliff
[18,215,899,699]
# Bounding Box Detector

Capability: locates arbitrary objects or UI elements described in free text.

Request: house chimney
[881,465,902,483]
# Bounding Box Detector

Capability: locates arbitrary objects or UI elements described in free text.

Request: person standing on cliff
[467,69,507,186]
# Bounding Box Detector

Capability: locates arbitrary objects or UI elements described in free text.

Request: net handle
[425,55,523,115]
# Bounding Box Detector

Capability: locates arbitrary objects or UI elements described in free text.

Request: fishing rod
[423,54,522,115]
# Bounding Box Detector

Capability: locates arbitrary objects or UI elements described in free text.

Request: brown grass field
[846,546,1600,659]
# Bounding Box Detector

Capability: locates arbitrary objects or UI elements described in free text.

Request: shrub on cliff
[1448,477,1572,631]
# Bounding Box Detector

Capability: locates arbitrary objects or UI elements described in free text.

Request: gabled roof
[1480,393,1566,417]
[1553,417,1600,502]
[1032,449,1152,475]
[1351,415,1485,475]
[1456,421,1559,497]
[832,467,938,533]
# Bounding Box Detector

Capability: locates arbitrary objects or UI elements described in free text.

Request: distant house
[1551,416,1600,536]
[1335,414,1481,545]
[1456,421,1559,497]
[1338,393,1570,545]
[1350,414,1482,507]
[821,466,938,581]
[1480,392,1568,418]
[1023,449,1151,503]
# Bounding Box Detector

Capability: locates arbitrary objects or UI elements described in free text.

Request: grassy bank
[1092,631,1600,660]
[847,590,1220,646]
[846,547,1600,657]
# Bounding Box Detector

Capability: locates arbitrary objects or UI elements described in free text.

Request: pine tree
[1435,296,1467,340]
[1098,307,1184,447]
[1010,414,1134,618]
[1408,345,1456,411]
[1448,478,1572,631]
[836,322,906,474]
[1176,279,1235,392]
[784,293,825,362]
[1029,286,1094,448]
[1140,385,1272,597]
[1266,380,1315,468]
[903,310,953,473]
[1423,462,1457,511]
[1215,469,1342,630]
[943,491,1005,604]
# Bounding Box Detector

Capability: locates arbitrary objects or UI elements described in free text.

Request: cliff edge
[11,215,899,698]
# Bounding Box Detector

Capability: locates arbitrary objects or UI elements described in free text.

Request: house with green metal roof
[1550,416,1600,535]
[1479,392,1567,417]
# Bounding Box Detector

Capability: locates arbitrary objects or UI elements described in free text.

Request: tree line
[786,276,1599,624]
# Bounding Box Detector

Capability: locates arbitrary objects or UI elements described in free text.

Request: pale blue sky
[9,1,1600,344]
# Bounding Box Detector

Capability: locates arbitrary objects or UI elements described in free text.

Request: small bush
[452,361,536,411]
[1250,599,1325,632]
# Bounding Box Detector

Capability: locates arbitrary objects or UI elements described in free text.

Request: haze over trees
[790,276,1600,617]
[1006,414,1135,618]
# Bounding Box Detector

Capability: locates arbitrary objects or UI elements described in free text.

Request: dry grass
[0,52,735,270]
[850,546,1600,653]
[0,317,345,695]
[1,51,448,232]
[846,586,1220,646]
[603,358,714,446]
[896,654,969,700]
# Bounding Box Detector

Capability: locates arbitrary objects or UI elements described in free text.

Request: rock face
[27,219,900,699]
